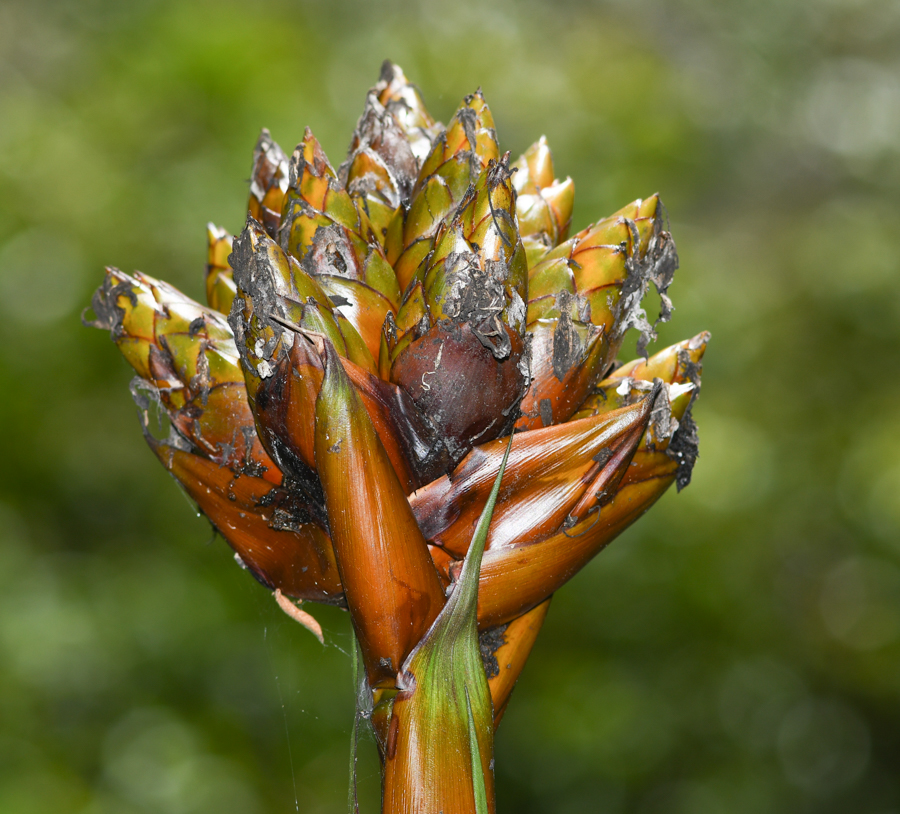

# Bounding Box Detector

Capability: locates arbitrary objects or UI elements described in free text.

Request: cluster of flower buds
[86,61,706,814]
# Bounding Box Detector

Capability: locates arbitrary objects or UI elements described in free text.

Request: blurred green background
[1,0,899,811]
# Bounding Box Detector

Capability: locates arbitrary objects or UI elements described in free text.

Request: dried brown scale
[86,61,708,814]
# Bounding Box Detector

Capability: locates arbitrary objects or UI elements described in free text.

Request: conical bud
[385,90,500,291]
[387,156,530,471]
[85,268,276,480]
[469,334,707,628]
[512,137,574,268]
[227,219,376,523]
[277,128,401,367]
[371,60,443,164]
[340,84,420,243]
[574,332,708,490]
[247,128,290,239]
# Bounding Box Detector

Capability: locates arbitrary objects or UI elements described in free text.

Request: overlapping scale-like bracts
[385,90,499,291]
[518,194,678,432]
[87,62,706,760]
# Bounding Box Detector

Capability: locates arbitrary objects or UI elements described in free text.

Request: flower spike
[385,90,500,291]
[85,62,708,813]
[518,194,678,430]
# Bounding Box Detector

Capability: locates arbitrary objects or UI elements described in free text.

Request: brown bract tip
[82,268,136,337]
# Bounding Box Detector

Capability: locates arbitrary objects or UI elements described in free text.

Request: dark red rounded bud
[391,320,528,466]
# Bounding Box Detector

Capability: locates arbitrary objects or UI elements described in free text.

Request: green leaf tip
[384,432,513,813]
[402,430,514,666]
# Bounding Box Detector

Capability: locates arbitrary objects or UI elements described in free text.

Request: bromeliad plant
[85,61,708,813]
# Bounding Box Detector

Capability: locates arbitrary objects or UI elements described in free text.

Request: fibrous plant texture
[85,61,708,813]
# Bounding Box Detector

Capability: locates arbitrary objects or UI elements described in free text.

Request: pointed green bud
[421,154,527,333]
[280,128,401,308]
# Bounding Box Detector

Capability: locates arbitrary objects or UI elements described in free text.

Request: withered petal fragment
[275,588,325,643]
[150,439,343,603]
[607,330,708,388]
[245,339,330,526]
[315,341,446,687]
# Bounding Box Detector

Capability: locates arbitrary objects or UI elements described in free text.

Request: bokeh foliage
[1,0,899,811]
